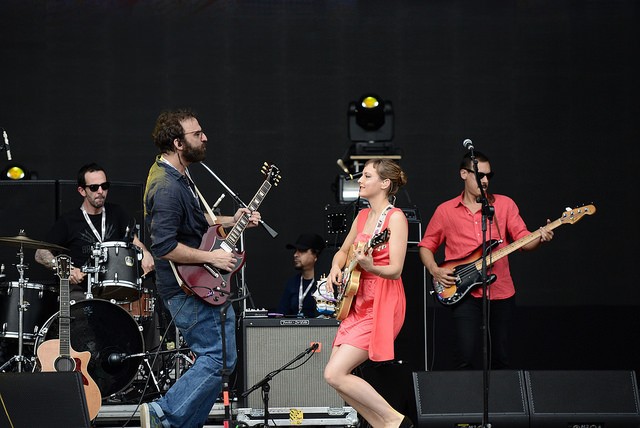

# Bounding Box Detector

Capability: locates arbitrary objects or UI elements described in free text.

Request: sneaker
[140,402,163,428]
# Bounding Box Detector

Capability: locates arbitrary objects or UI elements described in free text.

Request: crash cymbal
[0,232,68,252]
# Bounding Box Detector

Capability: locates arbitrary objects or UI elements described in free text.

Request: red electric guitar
[177,162,281,305]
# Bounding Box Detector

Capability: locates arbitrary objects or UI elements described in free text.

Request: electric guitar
[432,204,596,306]
[177,162,281,305]
[335,229,391,320]
[36,254,102,420]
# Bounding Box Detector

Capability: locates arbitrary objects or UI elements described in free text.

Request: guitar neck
[474,217,563,270]
[223,179,273,248]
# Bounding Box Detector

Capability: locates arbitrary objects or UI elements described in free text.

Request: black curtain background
[1,1,638,377]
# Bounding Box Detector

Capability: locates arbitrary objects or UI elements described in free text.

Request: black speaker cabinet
[525,370,640,427]
[241,317,342,409]
[0,371,91,428]
[412,370,529,427]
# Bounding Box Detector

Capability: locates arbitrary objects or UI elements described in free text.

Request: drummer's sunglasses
[85,182,111,192]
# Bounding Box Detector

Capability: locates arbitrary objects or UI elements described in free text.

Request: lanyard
[298,276,315,315]
[81,206,106,242]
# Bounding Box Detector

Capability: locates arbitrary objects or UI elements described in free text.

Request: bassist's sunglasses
[463,168,494,180]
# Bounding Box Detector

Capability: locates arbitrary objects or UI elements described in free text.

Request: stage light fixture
[348,93,394,143]
[1,164,30,180]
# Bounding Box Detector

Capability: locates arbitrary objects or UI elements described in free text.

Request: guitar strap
[372,204,394,236]
[185,168,218,224]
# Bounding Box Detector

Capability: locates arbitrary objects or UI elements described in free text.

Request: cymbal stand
[0,244,30,372]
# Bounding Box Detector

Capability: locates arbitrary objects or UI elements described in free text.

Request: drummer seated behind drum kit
[0,231,174,404]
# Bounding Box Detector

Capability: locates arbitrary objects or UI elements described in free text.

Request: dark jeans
[450,296,514,369]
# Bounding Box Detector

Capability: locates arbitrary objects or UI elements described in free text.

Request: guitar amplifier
[240,317,343,409]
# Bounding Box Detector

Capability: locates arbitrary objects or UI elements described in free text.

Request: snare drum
[119,288,155,322]
[93,241,142,302]
[0,282,58,340]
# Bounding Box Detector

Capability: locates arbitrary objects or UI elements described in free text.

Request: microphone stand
[198,162,278,314]
[471,150,495,428]
[240,343,319,427]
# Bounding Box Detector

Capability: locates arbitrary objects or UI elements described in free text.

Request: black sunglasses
[463,168,494,180]
[85,182,111,192]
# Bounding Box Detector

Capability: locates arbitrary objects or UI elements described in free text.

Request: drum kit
[0,231,192,402]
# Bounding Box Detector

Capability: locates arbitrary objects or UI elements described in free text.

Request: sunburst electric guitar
[177,162,281,305]
[335,229,390,321]
[37,254,102,420]
[432,204,596,306]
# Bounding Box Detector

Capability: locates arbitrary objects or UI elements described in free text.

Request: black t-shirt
[45,202,134,273]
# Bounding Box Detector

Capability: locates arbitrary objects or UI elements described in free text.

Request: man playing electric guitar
[418,151,554,370]
[142,109,262,428]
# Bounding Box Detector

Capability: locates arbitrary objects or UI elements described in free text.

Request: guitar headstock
[560,204,596,225]
[369,228,391,249]
[55,254,71,280]
[261,162,281,186]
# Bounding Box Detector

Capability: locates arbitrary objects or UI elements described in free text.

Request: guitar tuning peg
[565,207,572,211]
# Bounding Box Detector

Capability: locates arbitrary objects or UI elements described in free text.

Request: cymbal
[0,233,69,252]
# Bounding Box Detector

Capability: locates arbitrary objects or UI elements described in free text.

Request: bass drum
[35,299,144,397]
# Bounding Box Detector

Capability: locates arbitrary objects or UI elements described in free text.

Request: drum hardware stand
[0,244,32,372]
[240,342,320,427]
[82,242,106,299]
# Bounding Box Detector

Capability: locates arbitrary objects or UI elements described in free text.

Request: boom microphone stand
[240,343,319,427]
[466,141,495,428]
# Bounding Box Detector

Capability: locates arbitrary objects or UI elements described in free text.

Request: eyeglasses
[183,130,205,138]
[85,182,110,192]
[463,168,494,180]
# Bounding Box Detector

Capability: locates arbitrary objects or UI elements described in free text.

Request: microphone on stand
[107,352,128,366]
[212,193,226,209]
[336,159,350,174]
[462,139,474,151]
[344,171,363,181]
[2,129,11,161]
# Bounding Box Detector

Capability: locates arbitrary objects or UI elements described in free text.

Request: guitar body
[432,240,500,306]
[37,339,102,420]
[335,230,391,321]
[175,162,281,306]
[177,224,246,305]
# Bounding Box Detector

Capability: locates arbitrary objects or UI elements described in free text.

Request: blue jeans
[154,293,237,428]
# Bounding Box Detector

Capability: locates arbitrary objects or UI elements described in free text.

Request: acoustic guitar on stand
[177,162,281,305]
[36,254,102,420]
[432,204,596,306]
[335,229,390,320]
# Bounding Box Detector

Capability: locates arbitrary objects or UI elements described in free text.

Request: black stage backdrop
[0,1,638,377]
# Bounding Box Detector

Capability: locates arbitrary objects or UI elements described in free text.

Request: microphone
[462,139,474,151]
[344,171,363,181]
[212,193,226,209]
[336,159,350,174]
[2,129,11,161]
[305,342,320,354]
[107,352,128,366]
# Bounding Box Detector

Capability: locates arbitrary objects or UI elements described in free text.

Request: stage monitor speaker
[241,317,342,409]
[412,370,529,427]
[0,371,91,428]
[525,370,640,427]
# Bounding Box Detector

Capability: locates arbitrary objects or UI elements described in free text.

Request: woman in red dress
[324,158,412,428]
